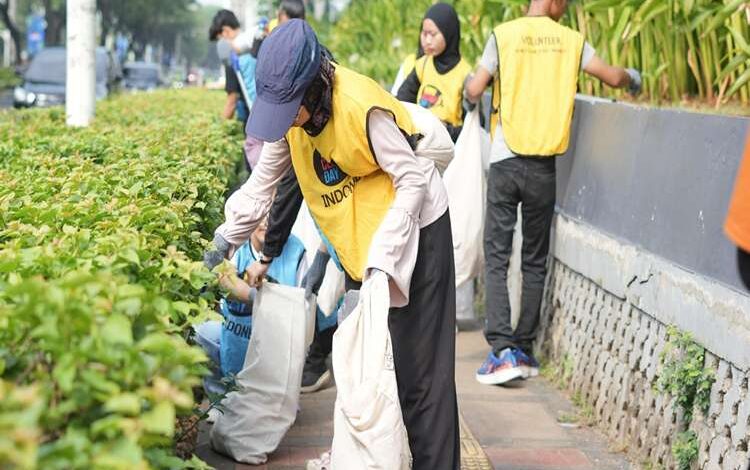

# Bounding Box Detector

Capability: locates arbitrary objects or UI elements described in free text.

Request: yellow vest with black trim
[490,17,584,156]
[415,55,472,126]
[400,53,417,80]
[286,65,417,281]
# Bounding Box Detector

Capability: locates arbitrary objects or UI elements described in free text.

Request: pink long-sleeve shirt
[216,109,449,307]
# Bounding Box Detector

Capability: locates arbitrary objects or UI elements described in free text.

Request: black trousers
[345,211,460,470]
[484,157,556,355]
[306,323,336,371]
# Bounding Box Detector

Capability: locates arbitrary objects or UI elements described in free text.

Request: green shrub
[0,67,21,89]
[0,89,243,469]
[672,430,699,470]
[328,0,750,107]
[657,326,714,422]
[657,326,715,470]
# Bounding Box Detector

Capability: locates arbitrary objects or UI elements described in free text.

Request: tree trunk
[98,0,113,46]
[43,0,66,46]
[0,0,23,63]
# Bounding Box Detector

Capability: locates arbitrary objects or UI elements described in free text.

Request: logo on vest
[521,35,562,47]
[419,85,442,109]
[224,318,252,340]
[313,149,347,186]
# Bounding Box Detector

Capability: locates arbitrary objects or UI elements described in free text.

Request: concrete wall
[537,98,750,469]
[557,97,749,293]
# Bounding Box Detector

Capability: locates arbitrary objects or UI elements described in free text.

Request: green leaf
[120,249,140,266]
[53,354,77,394]
[140,402,175,437]
[104,393,141,416]
[101,314,133,346]
[137,333,175,354]
[726,67,750,99]
[172,301,192,317]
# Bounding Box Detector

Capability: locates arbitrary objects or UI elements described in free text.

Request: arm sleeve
[225,65,241,94]
[365,109,428,308]
[262,167,304,258]
[580,42,596,71]
[395,68,422,103]
[479,35,499,77]
[215,139,292,250]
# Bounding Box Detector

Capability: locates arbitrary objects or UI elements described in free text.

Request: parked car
[13,47,122,108]
[123,62,163,91]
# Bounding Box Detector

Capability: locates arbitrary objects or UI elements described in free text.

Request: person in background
[211,3,308,171]
[210,10,251,123]
[278,0,306,25]
[725,130,750,290]
[226,0,307,57]
[197,217,307,395]
[397,3,472,142]
[464,0,641,387]
[206,20,460,469]
[215,38,243,122]
[253,164,342,394]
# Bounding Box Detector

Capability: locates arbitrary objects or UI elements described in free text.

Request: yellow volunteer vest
[490,17,584,156]
[415,55,472,126]
[286,65,418,281]
[401,53,417,79]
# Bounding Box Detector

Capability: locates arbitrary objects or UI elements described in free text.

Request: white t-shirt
[478,35,596,163]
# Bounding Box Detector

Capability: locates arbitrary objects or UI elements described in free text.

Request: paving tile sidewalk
[456,330,631,470]
[197,330,633,470]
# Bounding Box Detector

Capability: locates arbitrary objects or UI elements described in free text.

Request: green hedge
[0,89,243,469]
[0,67,21,89]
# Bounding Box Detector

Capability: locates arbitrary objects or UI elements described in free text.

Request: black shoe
[301,355,332,393]
[301,368,332,393]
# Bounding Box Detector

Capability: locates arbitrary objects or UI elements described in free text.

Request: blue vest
[219,236,305,376]
[231,52,257,123]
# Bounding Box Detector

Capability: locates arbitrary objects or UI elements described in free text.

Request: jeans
[193,321,226,395]
[484,157,556,356]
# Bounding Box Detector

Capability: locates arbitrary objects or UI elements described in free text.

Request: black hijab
[423,3,461,74]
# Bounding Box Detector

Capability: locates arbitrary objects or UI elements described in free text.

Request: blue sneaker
[476,348,524,385]
[514,349,540,379]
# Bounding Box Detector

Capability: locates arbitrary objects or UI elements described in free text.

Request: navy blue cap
[246,19,321,142]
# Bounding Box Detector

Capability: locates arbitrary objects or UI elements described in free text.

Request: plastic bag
[443,108,489,286]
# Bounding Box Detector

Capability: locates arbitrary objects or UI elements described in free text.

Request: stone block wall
[538,259,750,469]
[520,97,750,470]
